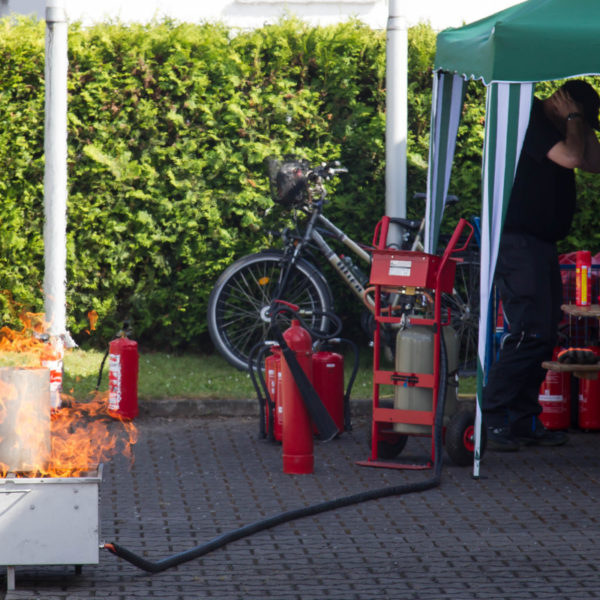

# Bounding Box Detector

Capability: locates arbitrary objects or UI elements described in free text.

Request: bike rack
[357,217,473,470]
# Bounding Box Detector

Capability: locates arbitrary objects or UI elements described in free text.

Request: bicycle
[207,157,480,373]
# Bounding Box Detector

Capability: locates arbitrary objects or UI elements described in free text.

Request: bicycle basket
[266,157,309,206]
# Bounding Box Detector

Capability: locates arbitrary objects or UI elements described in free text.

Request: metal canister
[575,250,592,307]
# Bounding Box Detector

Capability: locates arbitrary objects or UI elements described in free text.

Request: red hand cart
[357,217,475,469]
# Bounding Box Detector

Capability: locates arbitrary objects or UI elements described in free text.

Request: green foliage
[2,17,598,350]
[0,18,46,327]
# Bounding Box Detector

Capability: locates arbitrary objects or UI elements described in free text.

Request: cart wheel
[445,410,486,466]
[377,434,409,459]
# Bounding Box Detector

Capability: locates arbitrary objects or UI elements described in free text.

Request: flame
[0,312,48,366]
[0,312,138,478]
[87,310,98,331]
[46,394,138,478]
[0,389,138,478]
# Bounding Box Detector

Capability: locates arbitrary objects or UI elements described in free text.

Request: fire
[0,312,47,365]
[0,312,138,478]
[46,395,138,478]
[87,310,98,331]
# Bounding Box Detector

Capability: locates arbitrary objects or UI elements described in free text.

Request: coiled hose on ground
[104,312,448,574]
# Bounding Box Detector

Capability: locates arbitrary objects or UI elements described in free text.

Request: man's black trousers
[482,232,563,429]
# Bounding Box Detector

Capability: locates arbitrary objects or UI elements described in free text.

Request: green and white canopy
[425,0,600,474]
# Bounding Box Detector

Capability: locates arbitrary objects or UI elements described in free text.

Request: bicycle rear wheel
[207,250,333,371]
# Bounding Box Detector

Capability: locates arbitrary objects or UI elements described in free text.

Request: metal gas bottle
[393,324,459,435]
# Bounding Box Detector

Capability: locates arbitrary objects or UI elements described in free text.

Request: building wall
[1,0,519,31]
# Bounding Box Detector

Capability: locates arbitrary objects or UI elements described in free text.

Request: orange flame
[0,390,138,478]
[0,312,48,365]
[87,310,98,331]
[47,394,138,477]
[0,313,138,478]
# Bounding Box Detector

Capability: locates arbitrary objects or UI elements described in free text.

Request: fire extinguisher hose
[104,326,448,574]
[248,341,277,440]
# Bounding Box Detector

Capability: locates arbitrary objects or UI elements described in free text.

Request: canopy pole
[385,0,407,245]
[44,0,69,408]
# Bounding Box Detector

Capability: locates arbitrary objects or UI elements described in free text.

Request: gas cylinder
[312,350,344,435]
[265,345,283,441]
[578,346,600,430]
[281,319,314,474]
[539,347,570,430]
[108,336,139,420]
[393,324,459,434]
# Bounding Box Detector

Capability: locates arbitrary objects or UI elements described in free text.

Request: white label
[388,259,412,277]
[108,353,122,410]
[538,394,562,403]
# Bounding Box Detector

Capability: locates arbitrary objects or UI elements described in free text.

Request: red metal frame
[357,217,473,470]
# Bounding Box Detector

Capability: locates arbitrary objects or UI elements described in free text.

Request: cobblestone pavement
[3,412,600,599]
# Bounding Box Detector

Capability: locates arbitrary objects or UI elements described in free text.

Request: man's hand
[547,88,583,123]
[546,88,589,169]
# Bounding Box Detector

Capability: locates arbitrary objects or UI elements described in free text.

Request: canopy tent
[424,0,600,475]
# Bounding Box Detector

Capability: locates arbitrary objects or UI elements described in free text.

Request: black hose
[247,341,276,440]
[267,305,340,441]
[95,322,134,391]
[104,328,449,574]
[95,348,110,392]
[339,337,359,432]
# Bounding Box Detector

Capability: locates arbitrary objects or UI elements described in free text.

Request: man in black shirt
[483,80,600,451]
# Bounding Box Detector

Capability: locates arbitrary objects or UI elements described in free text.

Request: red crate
[369,249,457,293]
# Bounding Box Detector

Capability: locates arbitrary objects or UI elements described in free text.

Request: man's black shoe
[513,418,569,447]
[486,425,520,452]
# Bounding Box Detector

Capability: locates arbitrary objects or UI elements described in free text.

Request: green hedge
[0,17,598,350]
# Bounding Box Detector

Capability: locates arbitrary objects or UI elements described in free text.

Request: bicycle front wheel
[207,250,333,371]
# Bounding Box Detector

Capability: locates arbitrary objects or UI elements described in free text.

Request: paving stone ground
[3,408,600,600]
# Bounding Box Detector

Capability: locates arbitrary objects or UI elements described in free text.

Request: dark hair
[562,79,600,130]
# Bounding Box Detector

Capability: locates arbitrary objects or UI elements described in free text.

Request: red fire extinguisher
[264,345,283,442]
[312,350,344,435]
[281,319,314,474]
[539,347,570,430]
[108,334,139,420]
[578,346,600,430]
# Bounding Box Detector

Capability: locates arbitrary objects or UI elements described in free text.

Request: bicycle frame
[278,202,375,313]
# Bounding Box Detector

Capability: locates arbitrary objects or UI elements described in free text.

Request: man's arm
[549,121,600,173]
[546,88,600,172]
[580,128,600,173]
[546,114,586,169]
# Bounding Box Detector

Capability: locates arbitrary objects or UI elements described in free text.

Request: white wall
[2,0,520,31]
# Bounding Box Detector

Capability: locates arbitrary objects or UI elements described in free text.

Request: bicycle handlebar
[310,162,348,181]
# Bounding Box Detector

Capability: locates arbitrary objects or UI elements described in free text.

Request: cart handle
[372,217,387,249]
[372,215,421,250]
[442,218,474,259]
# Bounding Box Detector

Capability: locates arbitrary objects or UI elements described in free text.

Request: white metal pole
[44,0,68,407]
[385,0,408,245]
